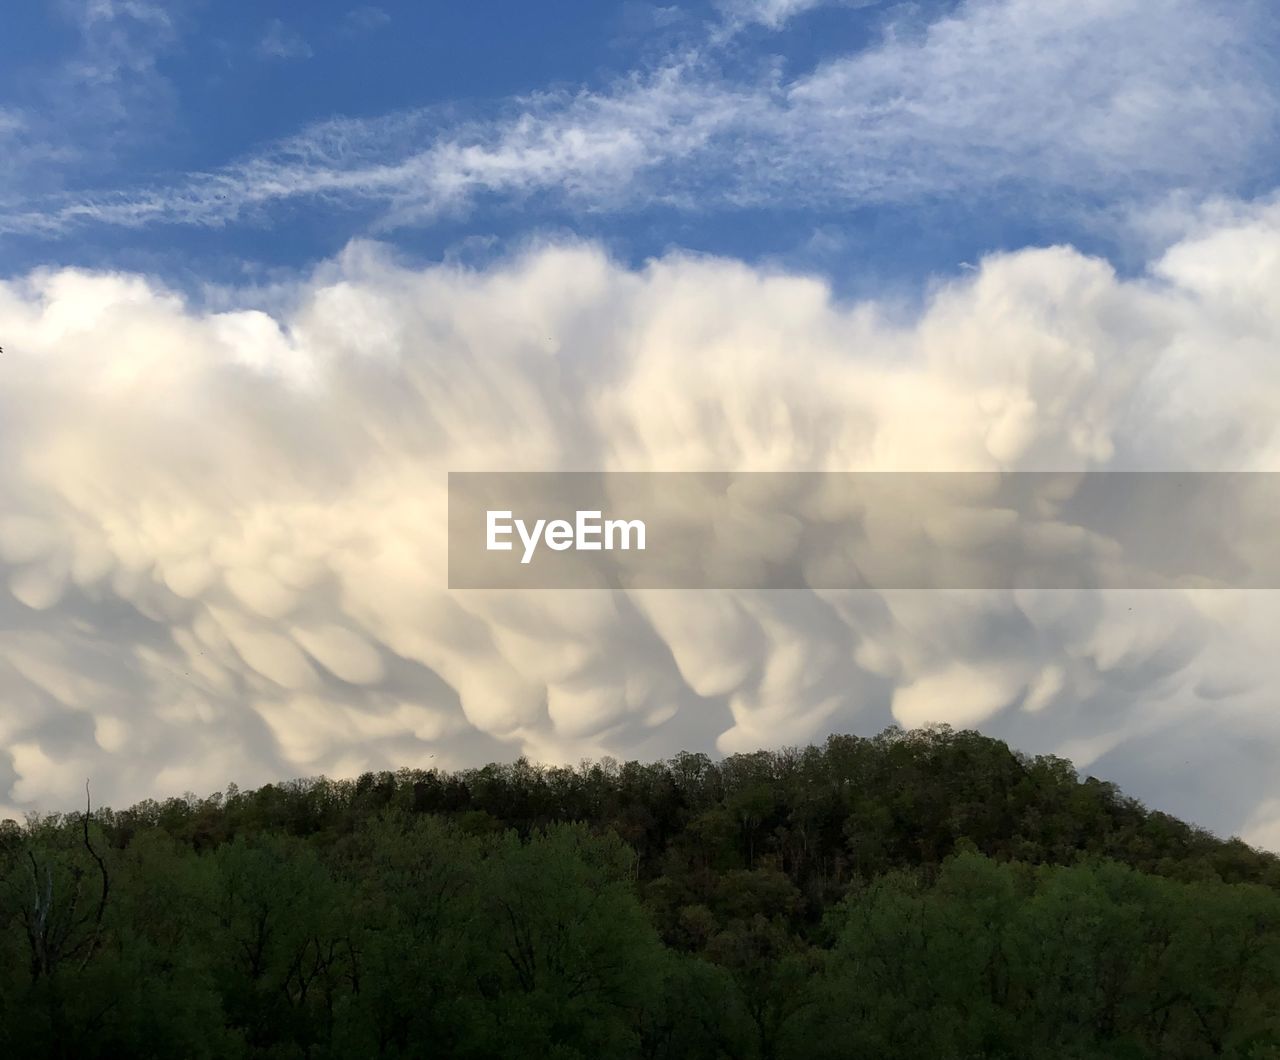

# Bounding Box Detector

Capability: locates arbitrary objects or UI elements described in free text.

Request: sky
[3,0,1280,844]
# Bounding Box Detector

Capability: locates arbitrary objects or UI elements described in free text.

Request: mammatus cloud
[3,202,1280,844]
[3,0,1275,235]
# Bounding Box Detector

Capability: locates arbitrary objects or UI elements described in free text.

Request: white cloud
[893,662,1026,729]
[256,18,313,61]
[5,0,1274,235]
[59,0,177,122]
[3,206,1280,842]
[715,0,881,31]
[344,6,390,33]
[0,0,178,199]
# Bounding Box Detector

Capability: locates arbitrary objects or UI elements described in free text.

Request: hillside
[2,725,1278,1058]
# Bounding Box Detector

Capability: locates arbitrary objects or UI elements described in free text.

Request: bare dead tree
[78,780,110,970]
[14,780,111,980]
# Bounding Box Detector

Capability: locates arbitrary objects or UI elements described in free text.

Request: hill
[2,725,1278,1058]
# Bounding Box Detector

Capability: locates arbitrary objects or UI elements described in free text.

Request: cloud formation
[256,19,313,61]
[3,200,1280,844]
[714,0,861,30]
[4,0,1275,236]
[0,0,179,193]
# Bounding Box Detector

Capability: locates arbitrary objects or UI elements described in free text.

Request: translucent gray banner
[447,472,1280,590]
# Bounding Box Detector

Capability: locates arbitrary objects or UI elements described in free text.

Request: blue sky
[4,0,1277,294]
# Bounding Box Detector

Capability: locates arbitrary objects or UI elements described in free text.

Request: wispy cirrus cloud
[256,18,313,61]
[3,0,1274,239]
[0,0,181,201]
[714,0,883,31]
[343,5,391,33]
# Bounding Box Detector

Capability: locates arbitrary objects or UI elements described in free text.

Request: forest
[2,724,1279,1059]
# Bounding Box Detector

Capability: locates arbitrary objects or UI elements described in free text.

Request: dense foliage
[3,725,1279,1058]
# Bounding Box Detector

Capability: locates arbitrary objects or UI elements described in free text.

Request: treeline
[2,725,1278,1058]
